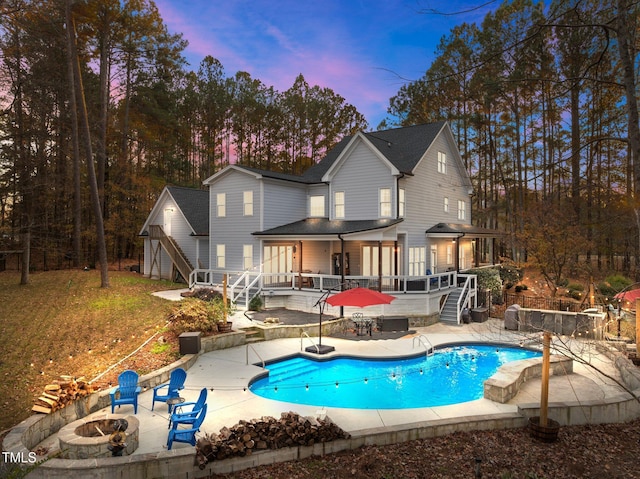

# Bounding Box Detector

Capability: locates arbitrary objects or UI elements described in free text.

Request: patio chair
[151,367,187,412]
[168,388,207,429]
[167,404,207,450]
[109,370,141,414]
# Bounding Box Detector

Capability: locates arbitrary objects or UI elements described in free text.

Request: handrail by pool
[246,344,265,369]
[413,334,434,357]
[301,331,319,353]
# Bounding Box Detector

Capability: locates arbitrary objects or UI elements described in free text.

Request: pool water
[249,344,541,409]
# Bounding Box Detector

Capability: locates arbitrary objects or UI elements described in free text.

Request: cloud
[154,0,467,127]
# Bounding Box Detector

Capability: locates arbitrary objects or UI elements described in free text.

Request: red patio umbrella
[325,287,396,308]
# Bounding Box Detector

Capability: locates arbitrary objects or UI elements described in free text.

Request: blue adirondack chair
[152,368,187,411]
[110,370,141,414]
[167,404,207,450]
[168,388,207,429]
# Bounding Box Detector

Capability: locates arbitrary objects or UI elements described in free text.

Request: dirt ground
[209,419,640,479]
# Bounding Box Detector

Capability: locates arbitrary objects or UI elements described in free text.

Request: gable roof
[303,121,447,182]
[166,186,209,235]
[203,122,450,186]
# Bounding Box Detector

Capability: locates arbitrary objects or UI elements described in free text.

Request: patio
[19,314,634,478]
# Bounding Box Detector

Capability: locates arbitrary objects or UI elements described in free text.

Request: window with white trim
[243,191,253,216]
[216,193,226,217]
[457,199,466,220]
[447,244,453,264]
[309,195,325,217]
[379,188,391,217]
[243,244,253,270]
[399,188,405,217]
[444,197,449,213]
[437,151,446,174]
[216,244,225,268]
[409,247,425,276]
[334,191,345,219]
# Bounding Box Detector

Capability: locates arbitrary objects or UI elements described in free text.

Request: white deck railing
[189,269,462,295]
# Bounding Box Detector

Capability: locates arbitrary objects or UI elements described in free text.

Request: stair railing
[149,225,194,282]
[455,274,477,324]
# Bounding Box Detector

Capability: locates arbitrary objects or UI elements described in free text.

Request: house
[140,122,501,323]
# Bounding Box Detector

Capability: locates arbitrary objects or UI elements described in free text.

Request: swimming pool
[249,343,542,409]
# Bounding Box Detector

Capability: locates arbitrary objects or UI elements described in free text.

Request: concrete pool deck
[30,316,628,466]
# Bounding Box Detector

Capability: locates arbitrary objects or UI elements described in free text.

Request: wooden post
[540,330,551,427]
[636,298,640,358]
[223,274,228,323]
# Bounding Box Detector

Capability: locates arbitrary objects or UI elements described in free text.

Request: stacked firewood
[32,375,93,414]
[195,411,350,468]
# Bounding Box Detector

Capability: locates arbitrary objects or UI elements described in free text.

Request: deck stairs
[440,288,464,324]
[149,225,194,282]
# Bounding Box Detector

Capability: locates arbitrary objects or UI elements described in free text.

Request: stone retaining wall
[6,330,640,478]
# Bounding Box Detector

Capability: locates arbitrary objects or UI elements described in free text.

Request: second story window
[444,197,449,213]
[334,191,345,219]
[399,188,405,217]
[309,195,325,217]
[216,193,226,217]
[458,199,466,220]
[438,151,447,174]
[379,188,391,217]
[243,191,253,216]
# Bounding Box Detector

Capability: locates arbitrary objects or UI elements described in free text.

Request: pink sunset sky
[155,0,492,129]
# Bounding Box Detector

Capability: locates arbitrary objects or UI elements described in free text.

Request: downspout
[338,234,345,318]
[455,233,465,272]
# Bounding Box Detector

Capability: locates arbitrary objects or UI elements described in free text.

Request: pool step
[266,359,318,382]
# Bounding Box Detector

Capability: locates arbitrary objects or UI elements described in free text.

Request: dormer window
[309,195,325,217]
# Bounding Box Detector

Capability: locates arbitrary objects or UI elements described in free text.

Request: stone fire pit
[58,414,139,459]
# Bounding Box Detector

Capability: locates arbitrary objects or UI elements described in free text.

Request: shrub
[249,295,263,311]
[498,263,523,285]
[167,297,229,335]
[466,267,502,304]
[598,274,633,298]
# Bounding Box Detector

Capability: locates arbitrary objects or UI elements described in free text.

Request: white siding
[209,171,262,272]
[263,180,308,229]
[330,142,395,220]
[143,192,204,279]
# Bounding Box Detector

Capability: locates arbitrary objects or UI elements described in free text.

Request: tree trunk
[616,0,640,261]
[66,0,109,287]
[65,0,82,268]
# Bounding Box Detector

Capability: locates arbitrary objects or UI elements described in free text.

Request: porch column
[378,241,382,292]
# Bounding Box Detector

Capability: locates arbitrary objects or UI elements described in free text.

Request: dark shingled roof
[303,122,446,181]
[234,122,448,184]
[426,223,504,237]
[254,218,404,236]
[167,186,209,235]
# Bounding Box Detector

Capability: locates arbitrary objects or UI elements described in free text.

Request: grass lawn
[0,269,183,432]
